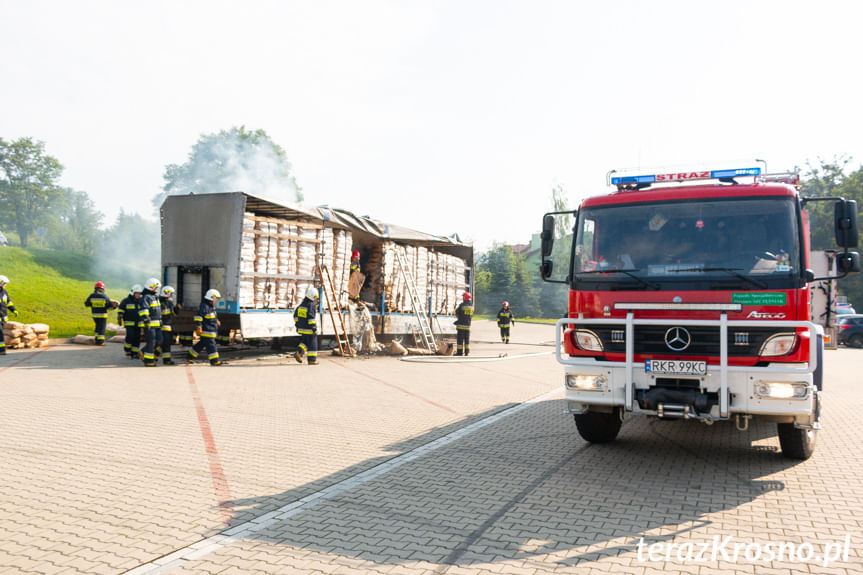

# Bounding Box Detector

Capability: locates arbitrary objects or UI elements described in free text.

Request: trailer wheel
[573,409,622,444]
[777,423,816,460]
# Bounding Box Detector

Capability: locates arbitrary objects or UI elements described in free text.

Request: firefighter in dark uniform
[496,300,514,344]
[187,289,223,366]
[159,285,179,365]
[117,285,139,357]
[138,278,163,367]
[0,275,18,355]
[294,287,319,365]
[85,281,116,345]
[455,291,474,356]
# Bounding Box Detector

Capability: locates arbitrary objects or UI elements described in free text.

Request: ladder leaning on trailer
[392,249,437,352]
[317,264,354,357]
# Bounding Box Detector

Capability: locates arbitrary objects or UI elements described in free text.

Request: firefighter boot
[294,351,303,363]
[163,358,175,365]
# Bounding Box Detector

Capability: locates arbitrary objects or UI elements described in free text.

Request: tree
[799,157,863,307]
[46,188,104,255]
[476,243,540,318]
[536,184,573,317]
[154,126,302,211]
[0,137,64,247]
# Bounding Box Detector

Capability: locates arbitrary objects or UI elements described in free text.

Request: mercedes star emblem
[664,327,692,351]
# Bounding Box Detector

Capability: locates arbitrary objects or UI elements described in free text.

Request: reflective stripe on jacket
[295,297,318,335]
[85,291,112,319]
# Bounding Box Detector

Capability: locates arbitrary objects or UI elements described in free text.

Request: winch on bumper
[556,315,822,429]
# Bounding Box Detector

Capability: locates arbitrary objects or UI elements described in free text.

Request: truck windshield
[572,197,800,291]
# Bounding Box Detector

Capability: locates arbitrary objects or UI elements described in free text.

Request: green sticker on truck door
[732,293,787,306]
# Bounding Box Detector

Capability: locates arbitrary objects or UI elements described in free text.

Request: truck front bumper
[556,316,822,427]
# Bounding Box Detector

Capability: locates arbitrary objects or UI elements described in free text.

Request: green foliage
[800,157,863,307]
[45,188,104,254]
[475,243,540,318]
[0,137,65,248]
[0,247,128,338]
[154,125,303,211]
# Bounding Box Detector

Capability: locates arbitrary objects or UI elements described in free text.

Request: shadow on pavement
[217,398,800,568]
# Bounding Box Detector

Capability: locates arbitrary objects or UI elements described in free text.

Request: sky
[2,0,863,253]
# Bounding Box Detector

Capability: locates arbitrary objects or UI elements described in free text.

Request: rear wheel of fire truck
[777,424,816,460]
[573,408,622,444]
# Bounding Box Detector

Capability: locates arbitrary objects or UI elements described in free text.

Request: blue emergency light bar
[611,167,761,186]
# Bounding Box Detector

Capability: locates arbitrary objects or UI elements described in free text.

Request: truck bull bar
[555,314,822,418]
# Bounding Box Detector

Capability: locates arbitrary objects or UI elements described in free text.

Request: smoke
[156,127,302,210]
[89,210,161,292]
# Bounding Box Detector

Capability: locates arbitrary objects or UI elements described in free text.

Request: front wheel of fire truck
[777,423,817,460]
[573,408,622,444]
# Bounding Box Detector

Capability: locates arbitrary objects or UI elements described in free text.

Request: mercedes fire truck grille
[587,325,784,356]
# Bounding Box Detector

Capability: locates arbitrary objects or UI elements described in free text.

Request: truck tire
[777,423,816,460]
[574,409,622,444]
[849,334,863,348]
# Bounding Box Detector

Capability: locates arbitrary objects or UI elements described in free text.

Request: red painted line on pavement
[0,347,48,373]
[185,365,235,527]
[334,361,458,415]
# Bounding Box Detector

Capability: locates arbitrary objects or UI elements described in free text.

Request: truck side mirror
[540,260,554,279]
[834,199,859,248]
[541,215,555,257]
[837,251,861,274]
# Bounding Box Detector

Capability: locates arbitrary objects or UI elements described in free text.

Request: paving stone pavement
[0,320,861,574]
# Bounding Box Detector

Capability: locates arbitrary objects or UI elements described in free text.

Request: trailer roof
[164,191,472,253]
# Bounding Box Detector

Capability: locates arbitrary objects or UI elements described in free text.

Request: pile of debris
[2,321,50,349]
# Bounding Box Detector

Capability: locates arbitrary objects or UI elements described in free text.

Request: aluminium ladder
[393,250,437,352]
[316,265,354,357]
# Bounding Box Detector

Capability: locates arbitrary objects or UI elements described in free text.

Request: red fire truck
[540,166,859,459]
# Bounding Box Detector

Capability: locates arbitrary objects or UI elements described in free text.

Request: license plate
[645,359,707,376]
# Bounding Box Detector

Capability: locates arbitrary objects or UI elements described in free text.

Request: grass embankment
[0,247,152,339]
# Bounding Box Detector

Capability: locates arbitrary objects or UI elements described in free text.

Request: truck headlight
[573,329,603,352]
[753,381,809,400]
[566,374,608,391]
[759,333,796,357]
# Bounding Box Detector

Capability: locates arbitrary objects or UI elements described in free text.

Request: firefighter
[117,286,138,357]
[454,291,474,356]
[187,289,223,366]
[0,275,18,355]
[349,250,362,302]
[159,285,179,365]
[138,278,163,367]
[84,281,116,346]
[294,287,319,365]
[496,300,515,344]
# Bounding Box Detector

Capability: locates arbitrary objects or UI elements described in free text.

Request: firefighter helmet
[94,281,106,290]
[204,289,221,301]
[145,277,161,292]
[502,300,509,308]
[0,275,8,286]
[131,284,143,294]
[463,291,472,301]
[352,250,360,259]
[306,287,319,299]
[160,285,175,298]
